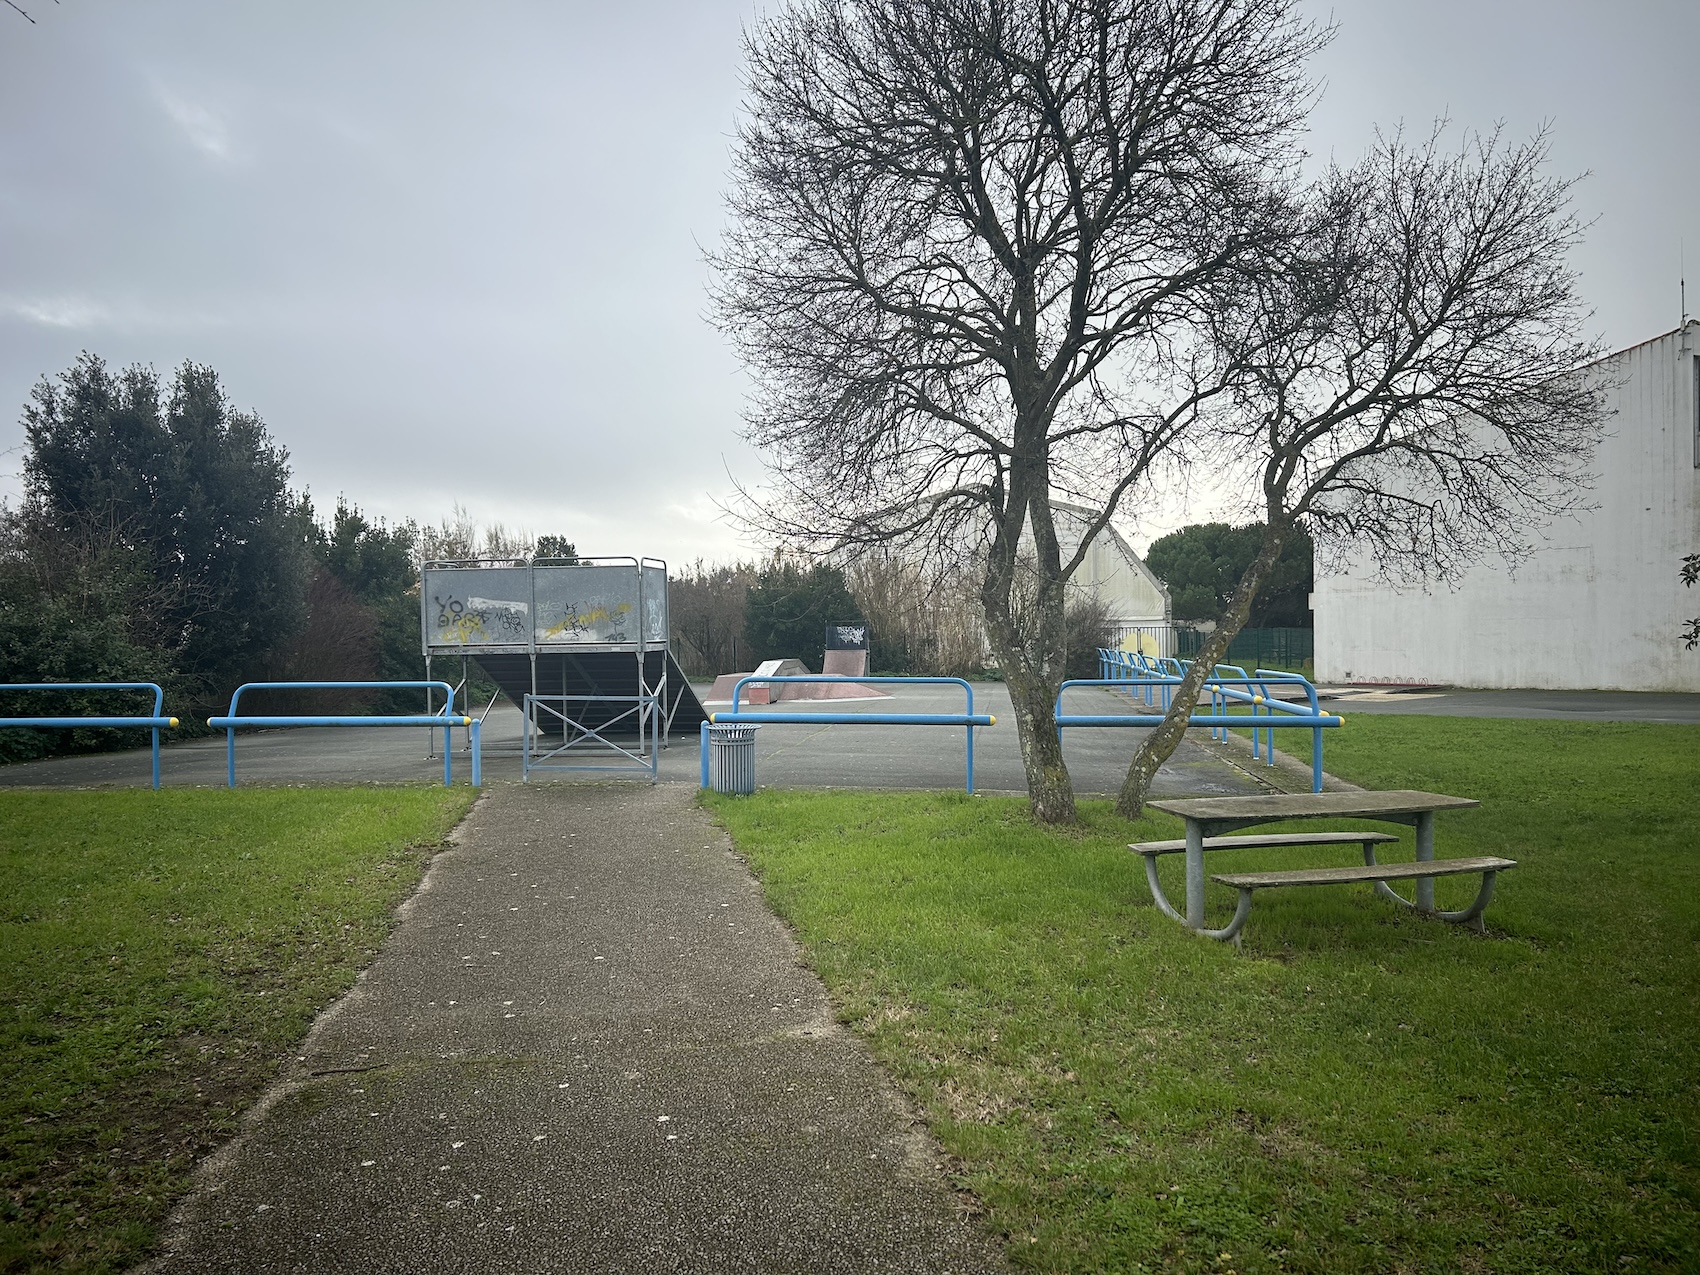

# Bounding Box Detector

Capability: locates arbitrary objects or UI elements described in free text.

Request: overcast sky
[2,1,1695,562]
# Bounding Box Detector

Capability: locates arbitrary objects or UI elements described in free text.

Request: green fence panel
[1175,627,1313,668]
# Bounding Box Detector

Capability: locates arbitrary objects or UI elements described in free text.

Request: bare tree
[713,0,1326,822]
[414,504,539,566]
[1116,127,1608,814]
[847,552,988,676]
[669,559,758,677]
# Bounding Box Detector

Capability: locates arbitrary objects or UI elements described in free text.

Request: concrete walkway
[148,784,1008,1275]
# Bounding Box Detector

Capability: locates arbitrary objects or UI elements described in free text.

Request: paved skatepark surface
[146,783,1008,1274]
[0,684,1270,796]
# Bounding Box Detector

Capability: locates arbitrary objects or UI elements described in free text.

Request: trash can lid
[707,723,761,742]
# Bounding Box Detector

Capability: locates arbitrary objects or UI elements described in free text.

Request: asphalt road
[1317,686,1700,724]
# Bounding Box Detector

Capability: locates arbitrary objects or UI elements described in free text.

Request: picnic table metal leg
[1185,820,1206,929]
[1200,887,1255,944]
[1362,842,1499,929]
[1415,810,1436,914]
[1142,856,1184,923]
[1365,840,1416,910]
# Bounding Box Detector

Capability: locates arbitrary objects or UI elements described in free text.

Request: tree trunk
[1115,524,1287,818]
[980,489,1077,825]
[1000,654,1077,822]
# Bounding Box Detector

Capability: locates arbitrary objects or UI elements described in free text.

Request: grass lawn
[707,717,1699,1273]
[0,786,477,1275]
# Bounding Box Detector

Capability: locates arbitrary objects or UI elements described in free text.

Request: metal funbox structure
[420,556,707,779]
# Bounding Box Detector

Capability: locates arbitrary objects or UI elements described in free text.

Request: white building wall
[1314,323,1700,692]
[1051,503,1171,624]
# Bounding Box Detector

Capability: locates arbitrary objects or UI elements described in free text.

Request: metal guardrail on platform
[0,682,179,788]
[703,675,997,794]
[208,681,479,788]
[521,690,659,781]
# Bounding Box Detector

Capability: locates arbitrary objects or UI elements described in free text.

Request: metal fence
[1175,626,1313,668]
[1105,622,1177,658]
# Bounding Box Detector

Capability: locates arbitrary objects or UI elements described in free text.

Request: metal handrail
[1070,663,1343,793]
[704,675,996,793]
[0,682,178,788]
[208,681,476,788]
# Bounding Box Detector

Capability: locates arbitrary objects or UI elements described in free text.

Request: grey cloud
[2,0,1694,565]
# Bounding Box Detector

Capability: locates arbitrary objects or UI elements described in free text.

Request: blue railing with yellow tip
[1075,649,1342,792]
[209,681,480,788]
[0,682,179,788]
[702,675,996,794]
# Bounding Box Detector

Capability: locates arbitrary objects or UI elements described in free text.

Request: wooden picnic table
[1146,790,1483,936]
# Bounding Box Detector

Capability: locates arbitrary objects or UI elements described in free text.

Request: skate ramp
[823,649,869,677]
[704,658,892,706]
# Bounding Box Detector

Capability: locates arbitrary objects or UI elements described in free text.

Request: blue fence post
[965,681,976,794]
[470,718,482,787]
[1312,726,1324,793]
[700,720,710,789]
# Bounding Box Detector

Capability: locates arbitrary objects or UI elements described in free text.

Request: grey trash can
[707,723,760,795]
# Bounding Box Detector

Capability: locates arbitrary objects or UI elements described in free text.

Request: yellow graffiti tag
[437,613,487,643]
[541,602,633,639]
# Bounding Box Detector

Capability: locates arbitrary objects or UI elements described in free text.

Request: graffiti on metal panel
[433,594,529,644]
[540,601,633,643]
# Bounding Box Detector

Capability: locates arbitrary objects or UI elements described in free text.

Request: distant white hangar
[1313,322,1700,692]
[1048,501,1174,648]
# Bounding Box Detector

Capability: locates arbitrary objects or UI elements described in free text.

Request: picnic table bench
[1139,791,1514,942]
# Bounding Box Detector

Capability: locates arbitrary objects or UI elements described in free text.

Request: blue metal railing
[208,681,479,788]
[703,676,996,793]
[1074,650,1343,792]
[0,682,178,788]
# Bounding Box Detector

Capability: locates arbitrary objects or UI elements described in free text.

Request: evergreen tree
[1145,523,1313,628]
[744,562,863,671]
[21,354,309,701]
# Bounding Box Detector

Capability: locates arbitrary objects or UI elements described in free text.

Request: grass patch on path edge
[706,717,1699,1273]
[1,785,477,1275]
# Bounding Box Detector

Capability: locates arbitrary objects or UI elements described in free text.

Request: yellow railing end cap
[462,716,473,725]
[168,717,179,728]
[988,714,996,726]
